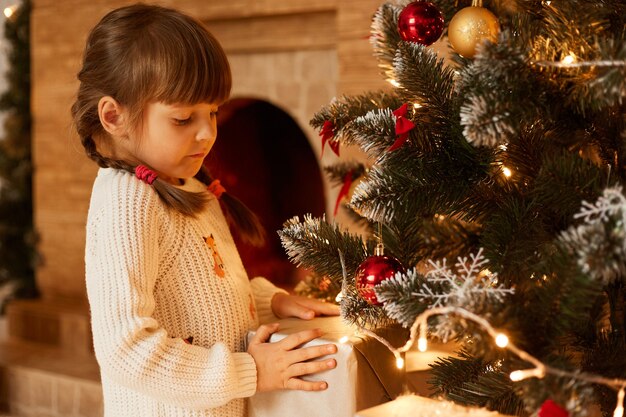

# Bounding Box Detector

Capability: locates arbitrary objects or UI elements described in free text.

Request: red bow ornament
[388,103,416,151]
[334,170,354,216]
[538,399,569,417]
[320,120,340,157]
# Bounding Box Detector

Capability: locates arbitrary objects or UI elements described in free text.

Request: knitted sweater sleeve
[85,174,257,410]
[249,277,288,324]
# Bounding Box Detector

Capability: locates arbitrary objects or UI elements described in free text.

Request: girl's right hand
[247,323,337,392]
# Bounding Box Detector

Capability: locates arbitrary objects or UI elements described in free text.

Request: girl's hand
[248,323,337,392]
[271,293,340,320]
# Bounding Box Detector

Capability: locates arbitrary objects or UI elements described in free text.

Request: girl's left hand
[271,293,340,320]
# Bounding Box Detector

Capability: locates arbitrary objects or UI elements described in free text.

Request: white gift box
[247,316,406,417]
[355,394,513,417]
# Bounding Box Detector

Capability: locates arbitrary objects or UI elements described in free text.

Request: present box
[248,316,406,417]
[355,394,514,417]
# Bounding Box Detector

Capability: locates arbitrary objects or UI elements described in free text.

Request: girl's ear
[98,96,127,136]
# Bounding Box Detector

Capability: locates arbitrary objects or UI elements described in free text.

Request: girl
[72,4,339,417]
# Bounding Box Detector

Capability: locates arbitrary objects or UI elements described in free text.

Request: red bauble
[397,1,444,46]
[538,399,569,417]
[356,249,404,305]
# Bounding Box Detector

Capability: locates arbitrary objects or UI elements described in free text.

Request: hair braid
[195,166,266,247]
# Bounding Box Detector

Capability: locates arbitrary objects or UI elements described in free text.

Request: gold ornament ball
[448,6,499,58]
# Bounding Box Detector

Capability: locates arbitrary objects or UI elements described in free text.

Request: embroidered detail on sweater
[204,234,225,278]
[248,294,256,320]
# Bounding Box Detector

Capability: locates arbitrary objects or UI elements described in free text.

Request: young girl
[72,4,339,417]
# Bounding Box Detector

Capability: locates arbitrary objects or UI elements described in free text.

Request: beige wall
[31,0,386,302]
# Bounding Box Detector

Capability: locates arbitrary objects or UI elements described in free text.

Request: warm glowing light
[544,0,551,4]
[339,336,349,344]
[510,367,546,382]
[502,166,512,177]
[615,388,625,417]
[387,79,401,88]
[417,337,428,352]
[562,53,576,65]
[413,103,423,109]
[495,333,509,348]
[395,356,405,369]
[3,4,18,18]
[335,291,344,302]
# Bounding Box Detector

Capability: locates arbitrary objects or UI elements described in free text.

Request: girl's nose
[196,121,216,142]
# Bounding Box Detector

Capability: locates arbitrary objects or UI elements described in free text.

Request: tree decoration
[389,103,416,151]
[559,186,626,284]
[538,399,569,417]
[397,1,444,46]
[356,242,404,305]
[319,120,340,157]
[334,170,354,216]
[376,248,514,336]
[448,1,499,58]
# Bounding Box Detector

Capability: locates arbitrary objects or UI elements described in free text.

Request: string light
[387,79,401,88]
[396,356,405,369]
[335,291,344,302]
[417,336,428,352]
[356,306,626,417]
[3,4,18,18]
[535,58,626,68]
[413,103,423,109]
[561,53,577,65]
[339,336,349,344]
[510,367,546,381]
[495,333,509,348]
[502,166,512,178]
[615,387,625,417]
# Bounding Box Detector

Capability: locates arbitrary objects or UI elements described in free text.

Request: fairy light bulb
[395,355,405,369]
[387,79,401,88]
[3,4,18,18]
[339,336,349,344]
[502,166,512,178]
[614,387,625,417]
[418,337,428,352]
[562,53,576,65]
[413,103,423,109]
[510,367,546,382]
[335,291,344,302]
[495,333,509,348]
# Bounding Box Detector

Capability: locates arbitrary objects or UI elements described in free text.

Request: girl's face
[132,101,219,184]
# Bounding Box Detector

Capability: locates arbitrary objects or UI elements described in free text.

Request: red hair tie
[208,179,226,199]
[135,165,158,185]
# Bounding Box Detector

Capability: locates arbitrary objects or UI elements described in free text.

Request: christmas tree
[0,0,36,308]
[280,0,626,415]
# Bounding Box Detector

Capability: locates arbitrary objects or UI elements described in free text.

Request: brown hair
[72,3,264,246]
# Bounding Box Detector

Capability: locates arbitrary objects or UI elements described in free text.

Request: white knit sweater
[85,168,286,417]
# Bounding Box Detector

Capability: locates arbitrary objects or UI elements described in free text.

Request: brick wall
[31,0,386,302]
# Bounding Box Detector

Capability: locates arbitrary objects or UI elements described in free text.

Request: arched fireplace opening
[205,98,326,290]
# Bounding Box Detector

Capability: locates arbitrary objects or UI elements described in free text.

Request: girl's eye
[173,117,191,126]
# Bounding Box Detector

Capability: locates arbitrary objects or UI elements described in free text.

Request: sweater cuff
[231,352,257,399]
[250,277,288,324]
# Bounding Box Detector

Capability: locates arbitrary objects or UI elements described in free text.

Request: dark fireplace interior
[205,98,326,290]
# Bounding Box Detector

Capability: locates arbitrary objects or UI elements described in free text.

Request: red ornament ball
[356,253,404,305]
[538,399,569,417]
[398,1,444,46]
